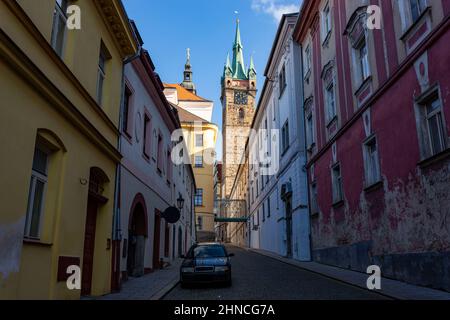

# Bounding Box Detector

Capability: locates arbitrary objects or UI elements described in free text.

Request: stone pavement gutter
[238,246,450,300]
[95,259,181,300]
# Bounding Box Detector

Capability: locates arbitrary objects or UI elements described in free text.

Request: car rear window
[190,246,226,258]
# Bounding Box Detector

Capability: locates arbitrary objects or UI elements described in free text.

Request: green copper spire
[232,19,247,80]
[223,53,232,78]
[248,55,256,79]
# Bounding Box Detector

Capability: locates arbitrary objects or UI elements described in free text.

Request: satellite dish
[162,206,181,224]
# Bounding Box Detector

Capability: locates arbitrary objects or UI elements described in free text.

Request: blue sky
[123,0,300,159]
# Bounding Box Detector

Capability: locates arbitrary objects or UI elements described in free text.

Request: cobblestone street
[164,246,387,300]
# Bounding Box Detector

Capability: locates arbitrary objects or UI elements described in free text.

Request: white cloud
[251,0,299,22]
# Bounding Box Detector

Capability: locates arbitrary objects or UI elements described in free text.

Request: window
[267,197,271,218]
[195,155,203,168]
[51,0,68,57]
[410,0,427,23]
[358,39,370,82]
[97,44,110,106]
[281,120,290,153]
[306,113,315,149]
[310,182,318,214]
[157,134,163,172]
[25,146,49,238]
[262,202,265,222]
[123,86,132,135]
[364,137,381,187]
[239,108,245,121]
[195,189,203,206]
[331,163,343,204]
[304,45,312,75]
[325,82,336,122]
[195,134,204,147]
[143,114,151,158]
[323,3,332,39]
[279,64,287,98]
[167,150,172,183]
[424,95,446,156]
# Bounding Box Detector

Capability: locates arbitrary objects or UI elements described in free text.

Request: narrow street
[164,246,387,300]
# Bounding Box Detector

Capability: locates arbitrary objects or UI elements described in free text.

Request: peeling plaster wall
[308,16,450,291]
[0,217,25,281]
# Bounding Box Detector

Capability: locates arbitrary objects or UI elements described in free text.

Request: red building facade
[293,0,450,291]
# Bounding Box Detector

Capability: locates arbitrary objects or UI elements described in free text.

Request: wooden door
[81,196,98,296]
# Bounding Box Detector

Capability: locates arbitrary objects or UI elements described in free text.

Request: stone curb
[150,276,180,300]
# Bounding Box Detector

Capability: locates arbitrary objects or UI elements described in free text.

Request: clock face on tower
[234,91,248,105]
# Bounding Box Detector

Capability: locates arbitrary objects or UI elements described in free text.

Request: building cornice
[94,0,139,58]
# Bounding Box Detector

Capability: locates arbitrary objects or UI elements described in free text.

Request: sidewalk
[96,259,181,300]
[241,246,450,300]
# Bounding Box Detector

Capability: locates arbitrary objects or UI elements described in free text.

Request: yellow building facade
[0,0,137,299]
[164,83,218,242]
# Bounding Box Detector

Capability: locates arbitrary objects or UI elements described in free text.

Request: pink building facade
[294,0,450,291]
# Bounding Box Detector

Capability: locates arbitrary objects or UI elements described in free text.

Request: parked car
[180,243,234,287]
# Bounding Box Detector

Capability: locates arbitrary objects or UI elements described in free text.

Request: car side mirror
[228,253,235,257]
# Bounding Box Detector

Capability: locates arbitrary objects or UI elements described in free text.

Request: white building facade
[118,48,195,284]
[247,13,311,261]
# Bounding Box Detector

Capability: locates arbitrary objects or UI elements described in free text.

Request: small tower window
[239,108,245,121]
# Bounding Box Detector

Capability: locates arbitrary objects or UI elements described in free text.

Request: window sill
[364,180,383,193]
[123,132,132,145]
[304,69,311,82]
[23,238,53,247]
[326,115,338,128]
[322,30,332,47]
[332,200,344,209]
[400,7,432,41]
[418,148,450,169]
[354,75,372,97]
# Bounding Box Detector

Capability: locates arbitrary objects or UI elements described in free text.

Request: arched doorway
[127,194,148,277]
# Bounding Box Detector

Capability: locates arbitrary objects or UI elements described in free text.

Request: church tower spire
[231,19,247,80]
[180,48,196,94]
[221,19,257,199]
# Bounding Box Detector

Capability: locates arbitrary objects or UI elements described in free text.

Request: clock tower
[221,19,257,199]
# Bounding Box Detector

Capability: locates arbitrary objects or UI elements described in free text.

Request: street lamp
[177,194,185,211]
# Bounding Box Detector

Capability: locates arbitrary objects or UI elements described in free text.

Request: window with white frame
[281,120,290,153]
[304,44,312,75]
[195,155,203,168]
[323,3,332,40]
[306,112,315,149]
[195,134,204,147]
[51,0,68,57]
[96,44,110,106]
[325,82,336,122]
[195,189,203,206]
[331,163,343,203]
[363,137,381,187]
[410,0,428,23]
[416,91,447,158]
[357,38,370,82]
[25,146,50,238]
